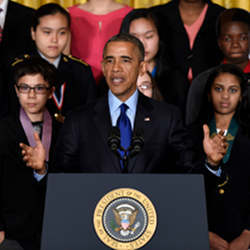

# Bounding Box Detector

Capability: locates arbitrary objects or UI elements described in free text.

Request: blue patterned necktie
[117,103,132,169]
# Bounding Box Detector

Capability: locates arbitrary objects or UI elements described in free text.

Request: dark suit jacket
[0,69,7,119]
[0,113,60,243]
[189,124,250,242]
[0,1,34,67]
[6,52,97,118]
[151,0,225,79]
[54,93,199,173]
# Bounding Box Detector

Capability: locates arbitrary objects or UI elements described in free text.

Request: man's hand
[19,132,47,174]
[209,232,229,250]
[229,230,250,250]
[203,125,228,167]
[0,231,5,244]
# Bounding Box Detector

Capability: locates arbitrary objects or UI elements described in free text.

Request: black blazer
[54,93,199,173]
[0,113,60,242]
[151,0,225,79]
[0,1,34,67]
[0,69,7,119]
[189,124,250,242]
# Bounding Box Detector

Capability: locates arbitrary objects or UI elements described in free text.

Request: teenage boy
[217,8,250,77]
[8,3,96,122]
[0,57,60,250]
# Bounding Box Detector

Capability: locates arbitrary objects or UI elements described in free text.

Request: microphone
[129,128,144,158]
[107,127,121,158]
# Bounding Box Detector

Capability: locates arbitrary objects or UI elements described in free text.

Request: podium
[41,174,209,250]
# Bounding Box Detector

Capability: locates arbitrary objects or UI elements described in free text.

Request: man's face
[102,41,145,102]
[31,13,70,63]
[218,21,249,64]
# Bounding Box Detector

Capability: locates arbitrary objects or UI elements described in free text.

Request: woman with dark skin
[188,64,250,250]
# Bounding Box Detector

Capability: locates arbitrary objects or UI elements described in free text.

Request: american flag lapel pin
[144,117,150,121]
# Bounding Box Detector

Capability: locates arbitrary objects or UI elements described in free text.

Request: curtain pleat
[12,0,250,11]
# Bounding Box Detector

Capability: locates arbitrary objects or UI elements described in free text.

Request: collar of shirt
[108,89,139,130]
[38,50,61,68]
[244,60,250,74]
[0,0,8,28]
[223,58,250,74]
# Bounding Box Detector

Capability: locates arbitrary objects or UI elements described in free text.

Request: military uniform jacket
[7,52,97,119]
[46,54,97,117]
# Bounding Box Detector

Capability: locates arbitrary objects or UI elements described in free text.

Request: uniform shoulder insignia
[68,55,88,66]
[11,58,24,67]
[11,54,31,67]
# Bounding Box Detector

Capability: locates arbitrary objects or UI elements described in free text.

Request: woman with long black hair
[120,8,189,115]
[187,64,250,250]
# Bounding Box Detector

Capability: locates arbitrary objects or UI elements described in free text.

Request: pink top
[69,5,133,83]
[184,4,208,81]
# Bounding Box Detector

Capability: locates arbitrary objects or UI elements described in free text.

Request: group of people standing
[0,0,249,250]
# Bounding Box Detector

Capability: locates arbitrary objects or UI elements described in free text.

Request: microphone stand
[108,127,144,173]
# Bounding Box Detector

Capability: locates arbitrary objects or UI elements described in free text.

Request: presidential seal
[93,188,157,249]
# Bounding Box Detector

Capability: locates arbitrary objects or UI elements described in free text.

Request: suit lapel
[128,94,154,172]
[93,97,121,172]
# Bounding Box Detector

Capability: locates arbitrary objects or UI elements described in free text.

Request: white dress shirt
[0,0,8,28]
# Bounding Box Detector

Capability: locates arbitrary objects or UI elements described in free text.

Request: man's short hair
[13,56,57,88]
[103,33,145,62]
[32,3,70,31]
[216,8,250,38]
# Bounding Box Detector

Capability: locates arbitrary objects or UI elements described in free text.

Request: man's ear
[31,27,35,41]
[139,61,147,77]
[101,60,106,77]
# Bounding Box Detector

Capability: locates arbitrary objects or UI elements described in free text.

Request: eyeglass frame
[15,84,52,94]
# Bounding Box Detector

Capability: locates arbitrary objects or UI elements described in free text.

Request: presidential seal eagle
[113,203,140,236]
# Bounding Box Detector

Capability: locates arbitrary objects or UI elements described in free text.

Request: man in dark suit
[0,68,7,119]
[22,33,227,175]
[0,0,34,67]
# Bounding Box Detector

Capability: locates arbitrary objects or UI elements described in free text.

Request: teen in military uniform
[7,3,96,121]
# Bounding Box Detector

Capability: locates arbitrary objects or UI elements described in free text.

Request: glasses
[16,84,51,94]
[137,84,152,91]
